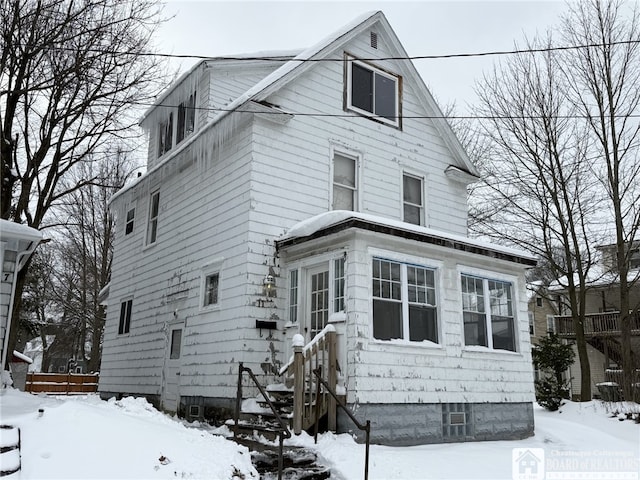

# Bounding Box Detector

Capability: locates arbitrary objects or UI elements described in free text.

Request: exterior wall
[100,118,280,401]
[253,28,469,236]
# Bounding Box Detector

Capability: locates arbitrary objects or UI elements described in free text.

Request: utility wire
[127,100,640,121]
[37,38,640,62]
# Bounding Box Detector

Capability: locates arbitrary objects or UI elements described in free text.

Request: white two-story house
[99,11,537,445]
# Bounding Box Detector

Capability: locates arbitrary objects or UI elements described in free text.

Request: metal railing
[312,366,371,480]
[234,363,291,480]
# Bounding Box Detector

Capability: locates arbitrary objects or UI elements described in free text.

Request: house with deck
[551,242,640,399]
[98,11,537,444]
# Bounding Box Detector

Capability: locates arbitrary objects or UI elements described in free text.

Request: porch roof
[276,211,537,266]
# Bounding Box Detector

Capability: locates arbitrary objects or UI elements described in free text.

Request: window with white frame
[372,258,438,343]
[528,311,535,335]
[546,314,556,334]
[288,269,299,323]
[461,274,516,351]
[203,272,219,307]
[177,92,196,144]
[347,57,400,126]
[125,208,135,235]
[332,152,357,211]
[403,173,424,225]
[118,299,132,335]
[287,257,346,330]
[146,191,160,245]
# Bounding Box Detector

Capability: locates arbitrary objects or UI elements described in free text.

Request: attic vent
[370,31,378,49]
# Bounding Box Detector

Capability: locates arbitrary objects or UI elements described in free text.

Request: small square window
[204,273,219,306]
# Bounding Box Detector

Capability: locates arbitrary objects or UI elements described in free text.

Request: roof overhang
[276,212,537,267]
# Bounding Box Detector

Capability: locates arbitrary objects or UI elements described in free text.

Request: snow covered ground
[0,388,638,480]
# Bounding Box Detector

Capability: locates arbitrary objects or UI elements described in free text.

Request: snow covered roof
[277,211,537,266]
[0,219,43,242]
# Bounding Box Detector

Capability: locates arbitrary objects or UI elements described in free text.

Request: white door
[307,266,329,340]
[162,326,183,413]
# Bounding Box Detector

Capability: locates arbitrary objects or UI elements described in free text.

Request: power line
[36,38,640,63]
[127,100,640,121]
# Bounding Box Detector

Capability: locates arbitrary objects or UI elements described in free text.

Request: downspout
[1,239,41,370]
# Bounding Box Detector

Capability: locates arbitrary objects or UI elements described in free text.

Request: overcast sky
[155,1,569,113]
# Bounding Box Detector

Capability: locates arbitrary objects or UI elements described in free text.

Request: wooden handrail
[281,325,338,435]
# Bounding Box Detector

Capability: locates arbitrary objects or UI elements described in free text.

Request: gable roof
[113,11,477,204]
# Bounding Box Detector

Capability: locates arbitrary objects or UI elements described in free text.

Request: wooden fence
[25,373,99,395]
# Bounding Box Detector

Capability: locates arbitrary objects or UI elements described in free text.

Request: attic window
[346,56,400,127]
[370,31,378,49]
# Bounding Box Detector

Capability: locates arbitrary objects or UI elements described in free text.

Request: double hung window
[332,152,357,211]
[146,191,160,245]
[158,114,173,157]
[347,57,400,127]
[177,92,196,144]
[203,273,219,307]
[461,274,516,351]
[118,299,132,335]
[372,258,438,343]
[403,173,424,225]
[125,208,135,235]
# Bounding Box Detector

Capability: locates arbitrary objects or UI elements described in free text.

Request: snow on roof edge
[0,219,43,241]
[278,211,537,262]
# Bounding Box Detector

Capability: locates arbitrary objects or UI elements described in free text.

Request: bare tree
[0,0,167,365]
[473,0,640,401]
[53,150,135,372]
[473,34,602,401]
[560,0,640,400]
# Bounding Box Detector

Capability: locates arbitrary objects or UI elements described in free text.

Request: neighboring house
[551,241,640,399]
[99,11,537,445]
[527,282,560,381]
[0,220,43,373]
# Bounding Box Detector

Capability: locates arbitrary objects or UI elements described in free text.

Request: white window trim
[329,146,361,212]
[546,314,556,334]
[125,204,136,236]
[199,257,224,311]
[368,248,443,347]
[458,266,519,353]
[401,169,427,226]
[345,55,400,127]
[286,253,347,327]
[145,190,160,247]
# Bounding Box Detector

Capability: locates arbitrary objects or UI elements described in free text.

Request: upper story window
[125,208,135,235]
[346,56,401,127]
[372,258,438,343]
[332,151,357,211]
[146,191,160,245]
[461,274,516,351]
[177,92,196,144]
[403,173,424,225]
[118,299,133,335]
[158,114,173,157]
[204,272,219,306]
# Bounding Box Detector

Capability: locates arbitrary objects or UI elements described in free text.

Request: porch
[554,311,640,338]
